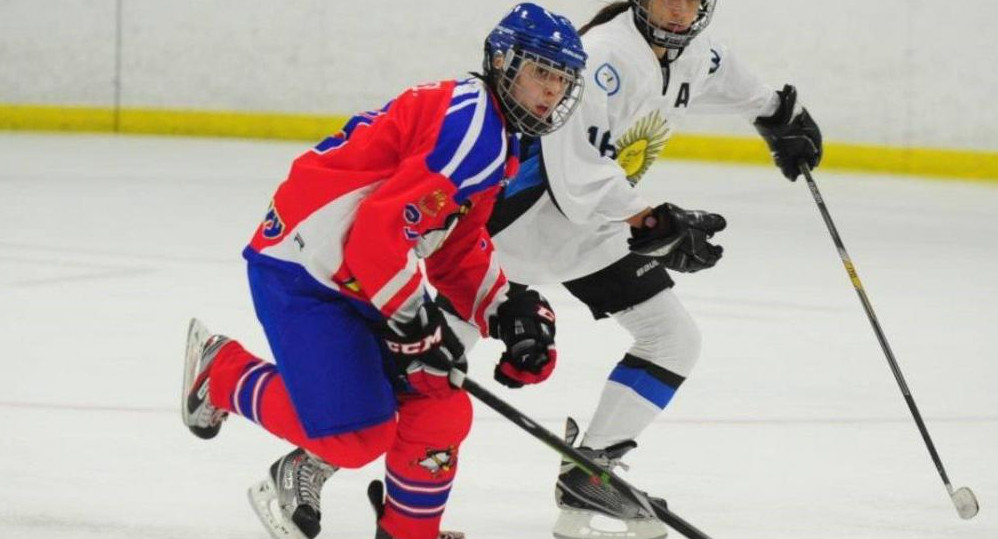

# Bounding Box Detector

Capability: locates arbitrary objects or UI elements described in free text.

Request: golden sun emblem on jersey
[615,110,672,185]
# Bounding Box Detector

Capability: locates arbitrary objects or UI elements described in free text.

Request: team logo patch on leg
[416,447,456,475]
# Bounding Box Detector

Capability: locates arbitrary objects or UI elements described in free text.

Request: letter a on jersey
[674,83,690,108]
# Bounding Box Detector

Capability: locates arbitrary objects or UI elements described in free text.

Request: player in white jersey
[442,1,822,538]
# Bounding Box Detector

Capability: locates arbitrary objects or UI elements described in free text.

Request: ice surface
[1,133,995,538]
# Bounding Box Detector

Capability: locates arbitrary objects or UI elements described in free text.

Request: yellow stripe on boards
[118,108,346,140]
[2,104,997,182]
[0,104,117,132]
[0,104,348,141]
[663,134,998,183]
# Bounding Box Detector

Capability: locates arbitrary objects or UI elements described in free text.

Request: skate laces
[593,449,630,473]
[201,334,230,364]
[295,452,337,511]
[573,441,635,475]
[196,335,231,427]
[207,406,228,426]
[191,400,227,428]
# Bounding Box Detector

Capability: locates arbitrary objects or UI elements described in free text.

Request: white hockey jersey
[489,9,779,284]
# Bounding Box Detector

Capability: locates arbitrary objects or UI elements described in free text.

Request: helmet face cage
[493,48,584,137]
[482,3,588,137]
[631,0,717,49]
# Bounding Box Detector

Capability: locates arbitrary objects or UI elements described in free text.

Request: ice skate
[248,448,339,539]
[181,318,230,439]
[367,480,466,539]
[553,418,668,539]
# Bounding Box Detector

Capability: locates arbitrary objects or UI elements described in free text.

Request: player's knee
[638,321,701,377]
[651,308,701,367]
[307,419,397,468]
[621,291,701,377]
[397,391,473,447]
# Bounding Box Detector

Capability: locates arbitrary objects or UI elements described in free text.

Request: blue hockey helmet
[631,0,717,49]
[484,3,587,137]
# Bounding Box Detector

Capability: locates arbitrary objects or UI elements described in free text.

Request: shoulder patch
[403,203,422,225]
[594,63,621,96]
[615,110,672,185]
[709,48,721,74]
[262,201,285,239]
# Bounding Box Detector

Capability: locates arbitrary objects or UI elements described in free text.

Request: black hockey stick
[449,370,713,539]
[799,162,979,519]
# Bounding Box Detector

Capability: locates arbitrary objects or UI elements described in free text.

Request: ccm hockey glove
[755,84,823,181]
[628,202,727,273]
[382,302,467,399]
[490,289,557,388]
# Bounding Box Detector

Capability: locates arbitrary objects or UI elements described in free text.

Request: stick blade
[952,487,980,520]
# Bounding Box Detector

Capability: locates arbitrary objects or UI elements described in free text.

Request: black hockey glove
[628,202,727,273]
[754,84,823,181]
[382,302,467,399]
[489,288,557,389]
[661,229,724,273]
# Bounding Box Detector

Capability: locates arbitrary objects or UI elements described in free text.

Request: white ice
[1,132,995,539]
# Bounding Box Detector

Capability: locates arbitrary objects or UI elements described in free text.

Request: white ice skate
[181,318,230,439]
[552,418,667,539]
[248,448,338,539]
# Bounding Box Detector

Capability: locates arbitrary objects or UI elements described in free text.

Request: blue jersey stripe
[426,84,487,177]
[449,102,504,183]
[447,92,479,114]
[426,80,509,200]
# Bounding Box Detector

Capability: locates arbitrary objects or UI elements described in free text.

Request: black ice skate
[181,318,230,439]
[553,418,668,539]
[367,480,466,539]
[248,448,338,539]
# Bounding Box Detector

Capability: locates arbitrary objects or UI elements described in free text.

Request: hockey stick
[799,162,979,520]
[449,370,713,539]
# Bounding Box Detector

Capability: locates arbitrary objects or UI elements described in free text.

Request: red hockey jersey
[247,78,519,333]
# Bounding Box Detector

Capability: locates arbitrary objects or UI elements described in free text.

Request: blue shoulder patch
[594,63,621,96]
[262,201,285,239]
[709,48,721,75]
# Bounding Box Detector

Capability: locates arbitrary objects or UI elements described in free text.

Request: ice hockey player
[180,4,586,538]
[444,1,823,538]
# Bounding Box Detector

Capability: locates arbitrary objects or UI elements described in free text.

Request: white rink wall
[2,0,997,151]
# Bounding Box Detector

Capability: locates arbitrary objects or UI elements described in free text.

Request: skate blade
[181,318,210,427]
[553,509,667,539]
[248,478,309,539]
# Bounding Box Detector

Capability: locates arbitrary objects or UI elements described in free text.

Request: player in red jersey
[180,4,586,539]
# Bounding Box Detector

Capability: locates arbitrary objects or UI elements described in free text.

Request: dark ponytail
[578,1,631,36]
